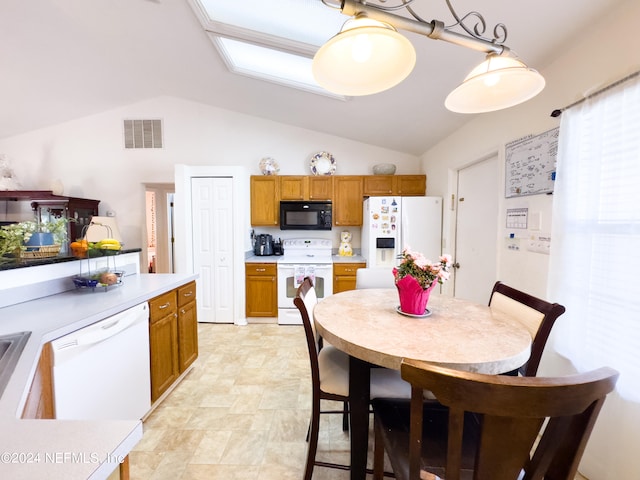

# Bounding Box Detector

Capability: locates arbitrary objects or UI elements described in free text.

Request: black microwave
[280,201,332,230]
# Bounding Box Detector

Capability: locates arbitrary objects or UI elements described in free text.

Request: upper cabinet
[250,174,426,227]
[250,176,279,226]
[363,175,426,196]
[279,176,333,201]
[333,176,363,226]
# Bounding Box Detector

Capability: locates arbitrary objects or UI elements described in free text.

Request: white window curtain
[549,74,640,401]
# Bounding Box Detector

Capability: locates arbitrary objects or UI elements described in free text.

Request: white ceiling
[0,0,627,156]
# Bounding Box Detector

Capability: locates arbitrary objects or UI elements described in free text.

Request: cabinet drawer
[177,281,197,307]
[246,263,277,276]
[333,263,366,275]
[149,290,177,322]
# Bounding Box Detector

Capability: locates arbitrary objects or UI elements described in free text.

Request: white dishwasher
[51,302,151,420]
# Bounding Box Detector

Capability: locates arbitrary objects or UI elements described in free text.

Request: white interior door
[191,177,234,323]
[453,154,499,304]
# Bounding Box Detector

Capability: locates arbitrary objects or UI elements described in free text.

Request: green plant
[0,217,70,258]
[22,217,70,245]
[0,223,30,258]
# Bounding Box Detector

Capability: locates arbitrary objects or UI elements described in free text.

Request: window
[549,74,640,401]
[188,0,347,98]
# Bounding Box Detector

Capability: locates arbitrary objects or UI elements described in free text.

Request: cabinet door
[396,175,426,195]
[21,343,54,419]
[149,290,179,402]
[149,311,179,402]
[178,300,198,373]
[245,263,277,317]
[250,176,279,226]
[333,263,366,293]
[333,176,364,226]
[363,176,394,196]
[279,176,305,200]
[308,176,333,200]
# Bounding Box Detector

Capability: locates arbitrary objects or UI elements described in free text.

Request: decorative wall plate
[310,151,336,176]
[259,157,279,175]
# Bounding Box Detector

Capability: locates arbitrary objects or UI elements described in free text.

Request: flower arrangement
[393,247,452,290]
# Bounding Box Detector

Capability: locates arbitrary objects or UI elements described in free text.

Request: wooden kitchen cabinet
[245,262,278,317]
[177,281,198,373]
[149,290,179,403]
[333,176,364,226]
[250,176,279,226]
[149,283,199,402]
[363,174,426,196]
[333,262,366,293]
[21,342,54,419]
[279,176,333,201]
[308,176,333,200]
[395,174,426,195]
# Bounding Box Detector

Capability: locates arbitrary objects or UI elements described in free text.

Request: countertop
[0,272,197,479]
[245,254,366,264]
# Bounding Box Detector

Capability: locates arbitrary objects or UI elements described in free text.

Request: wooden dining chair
[372,359,619,480]
[294,277,411,480]
[356,267,396,289]
[488,281,566,376]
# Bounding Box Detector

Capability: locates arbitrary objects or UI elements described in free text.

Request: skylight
[188,0,348,98]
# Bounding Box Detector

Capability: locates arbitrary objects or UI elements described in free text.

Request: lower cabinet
[245,263,278,317]
[333,262,367,293]
[21,343,54,420]
[149,281,198,403]
[177,281,198,372]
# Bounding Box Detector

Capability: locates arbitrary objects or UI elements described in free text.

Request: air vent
[123,119,163,149]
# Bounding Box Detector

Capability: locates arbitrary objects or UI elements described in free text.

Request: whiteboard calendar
[505,127,559,197]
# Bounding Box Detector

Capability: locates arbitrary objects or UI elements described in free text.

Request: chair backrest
[294,277,321,385]
[488,281,566,376]
[356,267,396,289]
[400,358,619,480]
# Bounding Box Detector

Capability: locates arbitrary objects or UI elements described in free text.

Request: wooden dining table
[313,288,532,480]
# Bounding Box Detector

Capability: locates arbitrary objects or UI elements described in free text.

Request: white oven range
[277,238,333,325]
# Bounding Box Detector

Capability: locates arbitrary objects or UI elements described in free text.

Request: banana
[97,238,121,250]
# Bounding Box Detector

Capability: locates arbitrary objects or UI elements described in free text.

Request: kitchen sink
[0,331,31,400]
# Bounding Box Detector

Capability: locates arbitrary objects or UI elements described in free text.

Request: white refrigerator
[361,196,443,268]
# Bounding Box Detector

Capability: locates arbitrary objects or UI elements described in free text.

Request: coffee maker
[253,234,274,256]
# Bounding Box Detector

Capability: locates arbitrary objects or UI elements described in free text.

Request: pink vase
[395,274,438,315]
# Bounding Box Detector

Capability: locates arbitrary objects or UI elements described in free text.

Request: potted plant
[22,217,69,248]
[0,216,69,259]
[0,223,31,259]
[393,247,452,315]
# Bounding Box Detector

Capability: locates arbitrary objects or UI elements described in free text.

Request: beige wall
[421,1,640,478]
[0,96,421,251]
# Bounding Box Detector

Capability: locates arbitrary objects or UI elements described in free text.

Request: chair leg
[304,399,321,480]
[373,416,385,480]
[342,400,349,431]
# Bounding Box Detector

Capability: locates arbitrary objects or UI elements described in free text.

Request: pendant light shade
[445,53,546,113]
[312,15,416,96]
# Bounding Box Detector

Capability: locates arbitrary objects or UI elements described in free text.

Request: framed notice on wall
[505,127,559,198]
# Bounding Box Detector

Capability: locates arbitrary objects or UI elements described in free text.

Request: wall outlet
[527,233,551,254]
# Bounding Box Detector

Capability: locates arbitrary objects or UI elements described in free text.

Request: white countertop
[244,254,366,263]
[0,272,197,479]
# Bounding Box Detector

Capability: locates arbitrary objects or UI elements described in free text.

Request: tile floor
[129,323,589,480]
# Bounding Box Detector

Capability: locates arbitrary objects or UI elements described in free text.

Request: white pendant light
[312,14,416,96]
[445,53,546,113]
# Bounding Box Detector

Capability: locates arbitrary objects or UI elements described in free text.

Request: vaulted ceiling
[0,0,628,155]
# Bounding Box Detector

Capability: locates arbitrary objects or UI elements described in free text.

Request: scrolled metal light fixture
[313,0,545,113]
